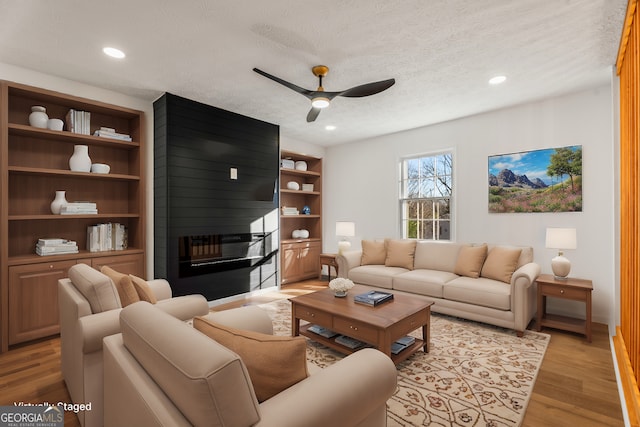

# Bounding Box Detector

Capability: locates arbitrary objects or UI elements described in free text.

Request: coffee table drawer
[390,309,428,336]
[334,317,378,343]
[293,305,331,325]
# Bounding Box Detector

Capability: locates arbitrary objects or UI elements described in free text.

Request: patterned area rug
[259,299,549,427]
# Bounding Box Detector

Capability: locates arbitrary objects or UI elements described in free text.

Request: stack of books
[65,109,91,135]
[87,223,127,252]
[354,290,394,306]
[281,206,299,216]
[391,336,416,354]
[335,335,367,349]
[93,127,132,142]
[36,238,78,256]
[307,324,338,338]
[60,202,98,215]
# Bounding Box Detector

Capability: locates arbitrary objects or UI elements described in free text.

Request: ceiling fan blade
[336,78,396,98]
[253,68,315,98]
[306,107,322,122]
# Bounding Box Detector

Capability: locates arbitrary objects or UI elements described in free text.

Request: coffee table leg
[292,316,300,337]
[423,322,430,353]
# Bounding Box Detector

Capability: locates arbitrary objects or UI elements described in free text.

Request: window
[400,152,452,240]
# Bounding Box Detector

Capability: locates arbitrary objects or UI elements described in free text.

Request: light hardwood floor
[0,279,624,426]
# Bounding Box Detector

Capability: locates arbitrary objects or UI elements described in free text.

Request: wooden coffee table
[290,284,433,364]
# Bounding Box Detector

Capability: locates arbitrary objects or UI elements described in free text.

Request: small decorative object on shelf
[295,160,307,171]
[302,205,311,215]
[93,126,132,141]
[29,106,48,128]
[90,163,110,174]
[47,118,64,131]
[302,183,314,191]
[69,144,92,172]
[286,181,300,190]
[65,109,91,135]
[329,277,354,297]
[35,238,78,256]
[50,190,68,214]
[60,201,97,215]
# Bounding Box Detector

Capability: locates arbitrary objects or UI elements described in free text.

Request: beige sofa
[337,239,540,336]
[103,301,398,427]
[58,263,209,427]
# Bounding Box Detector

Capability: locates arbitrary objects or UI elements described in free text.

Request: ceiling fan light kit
[253,65,395,122]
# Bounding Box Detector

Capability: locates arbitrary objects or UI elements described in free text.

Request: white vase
[69,145,92,172]
[29,106,49,128]
[50,190,68,214]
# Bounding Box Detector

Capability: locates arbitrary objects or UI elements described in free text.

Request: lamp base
[338,241,351,255]
[551,255,571,279]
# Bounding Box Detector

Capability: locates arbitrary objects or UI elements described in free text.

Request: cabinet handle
[350,325,358,331]
[307,312,315,317]
[560,289,565,294]
[49,264,54,269]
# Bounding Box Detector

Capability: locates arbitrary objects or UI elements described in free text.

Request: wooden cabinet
[0,81,146,351]
[281,240,321,284]
[280,151,322,283]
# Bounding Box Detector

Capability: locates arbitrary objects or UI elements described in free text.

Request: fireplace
[179,232,275,277]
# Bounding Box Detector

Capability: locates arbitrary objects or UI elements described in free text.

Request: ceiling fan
[253,65,395,122]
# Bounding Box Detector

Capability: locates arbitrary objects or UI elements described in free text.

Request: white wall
[324,83,617,326]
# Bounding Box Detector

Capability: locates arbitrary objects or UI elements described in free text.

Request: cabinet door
[300,242,321,278]
[89,253,144,277]
[8,260,76,345]
[281,244,301,283]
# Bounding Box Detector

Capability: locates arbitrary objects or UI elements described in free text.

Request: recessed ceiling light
[103,47,125,59]
[325,125,336,131]
[489,75,507,85]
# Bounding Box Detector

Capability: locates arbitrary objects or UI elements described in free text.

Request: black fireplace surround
[154,93,280,301]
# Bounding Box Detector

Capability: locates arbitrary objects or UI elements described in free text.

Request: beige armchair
[103,302,398,427]
[58,263,209,427]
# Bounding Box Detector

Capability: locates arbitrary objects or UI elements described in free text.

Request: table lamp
[336,221,355,254]
[545,227,577,279]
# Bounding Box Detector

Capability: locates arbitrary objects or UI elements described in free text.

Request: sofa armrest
[202,306,274,335]
[256,348,397,427]
[147,279,172,301]
[155,294,209,321]
[79,308,122,353]
[336,250,363,278]
[511,262,541,334]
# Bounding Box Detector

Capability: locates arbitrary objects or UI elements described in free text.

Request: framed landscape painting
[488,145,582,213]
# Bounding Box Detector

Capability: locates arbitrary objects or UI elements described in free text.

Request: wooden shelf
[7,248,144,266]
[280,189,320,195]
[9,213,140,221]
[8,123,140,148]
[280,168,321,178]
[8,166,140,181]
[281,214,321,219]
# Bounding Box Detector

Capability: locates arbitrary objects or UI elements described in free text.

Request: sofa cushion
[129,275,158,304]
[393,269,459,298]
[349,265,408,289]
[120,302,260,427]
[444,276,511,310]
[385,239,417,270]
[481,246,522,284]
[68,263,121,313]
[454,244,488,278]
[414,241,463,273]
[193,316,308,402]
[101,266,139,307]
[361,240,386,265]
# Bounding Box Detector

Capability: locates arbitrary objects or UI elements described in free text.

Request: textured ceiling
[0,0,627,146]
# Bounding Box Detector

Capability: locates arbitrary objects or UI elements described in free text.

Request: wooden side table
[536,274,593,342]
[319,253,339,281]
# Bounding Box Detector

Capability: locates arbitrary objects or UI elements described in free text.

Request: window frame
[399,149,454,241]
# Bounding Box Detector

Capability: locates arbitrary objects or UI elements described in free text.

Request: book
[307,324,338,338]
[395,335,416,346]
[354,290,394,306]
[37,238,70,246]
[335,335,366,349]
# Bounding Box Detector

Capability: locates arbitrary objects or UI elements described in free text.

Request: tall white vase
[69,145,92,172]
[50,190,68,214]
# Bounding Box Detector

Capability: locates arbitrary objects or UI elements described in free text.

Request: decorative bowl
[90,163,110,174]
[286,181,300,190]
[295,161,307,171]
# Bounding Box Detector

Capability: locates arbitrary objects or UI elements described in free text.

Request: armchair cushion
[454,244,488,279]
[68,263,121,313]
[481,246,522,284]
[193,315,309,402]
[129,274,158,304]
[100,266,139,307]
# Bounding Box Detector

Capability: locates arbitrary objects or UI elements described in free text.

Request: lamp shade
[545,228,577,250]
[335,221,355,237]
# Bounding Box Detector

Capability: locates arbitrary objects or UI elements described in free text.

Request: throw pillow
[481,246,522,284]
[100,266,140,307]
[384,239,417,270]
[193,316,309,402]
[129,274,158,304]
[68,263,121,313]
[454,244,488,278]
[361,240,386,265]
